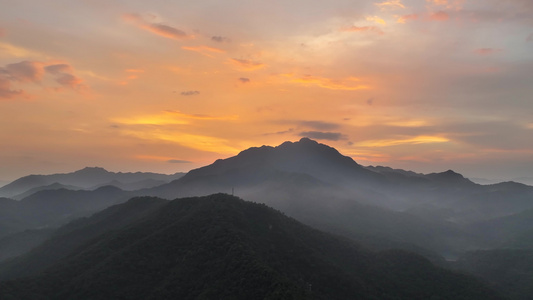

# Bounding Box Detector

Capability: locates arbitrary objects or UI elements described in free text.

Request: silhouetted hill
[0,194,503,300]
[455,249,533,300]
[0,229,54,262]
[0,168,184,198]
[12,183,82,200]
[0,186,133,242]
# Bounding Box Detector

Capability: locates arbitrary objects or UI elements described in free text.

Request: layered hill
[0,194,503,300]
[0,167,184,198]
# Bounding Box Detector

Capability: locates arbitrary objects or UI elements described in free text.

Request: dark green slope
[1,194,502,300]
[455,249,533,300]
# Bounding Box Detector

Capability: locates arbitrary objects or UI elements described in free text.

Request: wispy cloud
[182,45,225,57]
[341,26,384,35]
[397,14,419,23]
[45,63,84,89]
[429,11,450,21]
[0,77,24,99]
[113,110,238,126]
[356,135,449,147]
[474,48,503,55]
[366,16,387,25]
[285,74,371,91]
[296,120,340,131]
[123,13,191,40]
[181,90,200,96]
[2,61,44,83]
[211,36,231,43]
[238,77,250,83]
[299,131,347,141]
[167,159,192,163]
[229,58,266,71]
[376,0,406,10]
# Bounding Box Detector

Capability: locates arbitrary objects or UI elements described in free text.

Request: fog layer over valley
[1,138,532,299]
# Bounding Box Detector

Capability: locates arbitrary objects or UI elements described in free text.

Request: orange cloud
[286,74,371,91]
[426,0,464,10]
[376,0,405,10]
[229,58,266,71]
[474,48,503,55]
[429,11,450,21]
[2,61,44,83]
[182,45,225,57]
[397,14,419,23]
[366,16,387,25]
[45,63,84,89]
[0,28,5,37]
[341,26,384,35]
[113,110,238,126]
[356,135,450,147]
[0,76,24,99]
[123,13,191,40]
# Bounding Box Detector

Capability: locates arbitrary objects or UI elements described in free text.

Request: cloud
[181,45,225,57]
[366,16,387,25]
[123,13,191,40]
[528,33,533,42]
[297,120,340,130]
[356,136,449,147]
[112,110,238,126]
[229,58,265,71]
[429,11,450,21]
[181,90,200,96]
[45,63,84,89]
[211,36,231,43]
[474,48,503,55]
[367,98,374,105]
[0,28,5,37]
[167,159,192,163]
[286,74,371,90]
[238,77,250,83]
[397,14,419,23]
[340,26,384,35]
[0,77,24,99]
[375,0,406,10]
[426,0,465,10]
[2,61,44,82]
[298,131,347,141]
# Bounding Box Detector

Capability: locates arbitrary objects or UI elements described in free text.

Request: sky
[0,0,532,182]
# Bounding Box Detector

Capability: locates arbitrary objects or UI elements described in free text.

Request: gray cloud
[167,159,192,163]
[238,77,250,83]
[45,63,83,88]
[212,36,231,43]
[298,120,340,131]
[150,23,188,39]
[263,128,294,136]
[298,131,347,141]
[2,61,43,82]
[0,77,23,99]
[181,90,200,96]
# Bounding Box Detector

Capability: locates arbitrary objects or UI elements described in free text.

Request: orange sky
[1,0,533,182]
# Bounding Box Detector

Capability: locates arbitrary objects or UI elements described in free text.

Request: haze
[1,0,532,182]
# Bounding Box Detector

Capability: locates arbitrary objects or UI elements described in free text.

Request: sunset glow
[1,0,532,181]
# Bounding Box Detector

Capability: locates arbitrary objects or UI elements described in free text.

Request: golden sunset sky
[1,0,532,181]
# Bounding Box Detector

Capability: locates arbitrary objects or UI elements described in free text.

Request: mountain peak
[75,167,109,174]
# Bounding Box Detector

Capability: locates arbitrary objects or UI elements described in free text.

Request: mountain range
[1,138,533,298]
[0,167,184,199]
[0,194,503,300]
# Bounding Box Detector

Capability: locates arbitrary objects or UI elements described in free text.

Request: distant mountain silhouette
[0,167,184,198]
[0,194,503,300]
[12,183,82,200]
[0,186,132,241]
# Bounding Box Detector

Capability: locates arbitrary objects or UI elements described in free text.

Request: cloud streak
[123,13,191,40]
[299,131,347,141]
